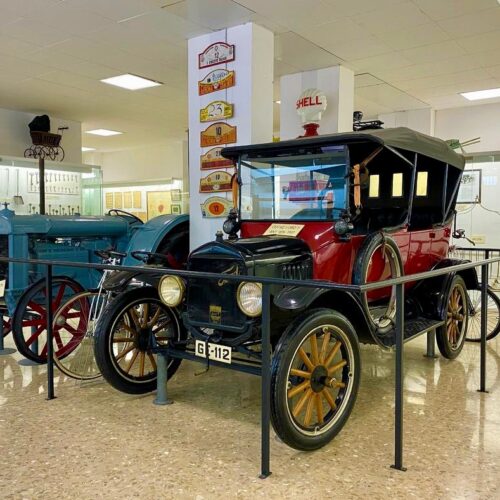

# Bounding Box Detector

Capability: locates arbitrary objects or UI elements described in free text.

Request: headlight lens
[158,275,184,307]
[237,282,262,317]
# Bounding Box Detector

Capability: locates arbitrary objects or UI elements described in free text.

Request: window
[392,173,403,197]
[416,171,428,196]
[369,174,380,197]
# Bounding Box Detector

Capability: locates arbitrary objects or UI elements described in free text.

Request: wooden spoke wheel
[52,291,109,380]
[437,275,469,359]
[12,277,84,364]
[271,308,360,451]
[94,287,184,394]
[465,286,500,342]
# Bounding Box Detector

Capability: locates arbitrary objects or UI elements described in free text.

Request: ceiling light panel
[101,73,162,90]
[85,129,122,136]
[81,147,96,152]
[460,87,500,100]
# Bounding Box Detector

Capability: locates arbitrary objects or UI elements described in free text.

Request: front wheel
[94,287,184,394]
[436,275,469,359]
[270,308,360,451]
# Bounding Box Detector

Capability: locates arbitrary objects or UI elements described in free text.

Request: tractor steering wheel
[107,209,143,225]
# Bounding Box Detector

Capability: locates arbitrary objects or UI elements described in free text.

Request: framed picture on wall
[171,189,182,202]
[457,169,481,204]
[147,191,172,219]
[171,204,181,214]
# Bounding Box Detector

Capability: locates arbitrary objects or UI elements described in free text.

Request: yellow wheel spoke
[298,347,314,372]
[319,330,331,363]
[292,388,313,417]
[328,359,347,376]
[324,340,341,367]
[121,323,138,336]
[141,303,149,328]
[304,392,315,427]
[147,308,161,328]
[315,393,324,424]
[322,388,337,410]
[309,334,319,365]
[290,368,311,379]
[125,349,139,373]
[115,344,135,360]
[129,308,141,330]
[288,379,310,399]
[148,353,157,371]
[139,351,145,377]
[112,337,134,343]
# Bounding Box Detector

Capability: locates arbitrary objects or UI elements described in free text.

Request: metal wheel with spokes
[465,286,500,342]
[94,287,185,394]
[436,275,469,359]
[271,308,360,451]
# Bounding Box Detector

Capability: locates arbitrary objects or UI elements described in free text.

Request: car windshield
[240,147,348,221]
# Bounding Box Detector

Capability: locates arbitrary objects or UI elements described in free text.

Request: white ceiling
[1,0,500,151]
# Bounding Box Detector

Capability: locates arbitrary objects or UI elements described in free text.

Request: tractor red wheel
[12,277,84,364]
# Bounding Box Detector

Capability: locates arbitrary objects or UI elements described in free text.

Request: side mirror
[452,228,466,239]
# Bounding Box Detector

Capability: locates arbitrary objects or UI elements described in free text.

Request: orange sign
[198,69,235,95]
[200,171,234,193]
[200,147,234,170]
[199,42,235,69]
[201,196,232,218]
[200,122,237,147]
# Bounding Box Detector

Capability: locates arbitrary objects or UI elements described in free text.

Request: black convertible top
[221,127,465,170]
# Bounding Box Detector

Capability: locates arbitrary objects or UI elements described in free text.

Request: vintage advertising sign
[199,42,235,69]
[200,122,237,147]
[201,196,232,218]
[200,147,234,170]
[199,171,233,193]
[263,224,305,237]
[200,100,234,122]
[198,69,235,95]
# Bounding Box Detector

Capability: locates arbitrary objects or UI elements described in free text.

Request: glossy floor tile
[0,334,499,499]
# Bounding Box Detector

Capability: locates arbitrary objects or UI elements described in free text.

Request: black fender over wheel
[94,287,185,394]
[436,275,468,359]
[270,308,360,451]
[352,232,403,334]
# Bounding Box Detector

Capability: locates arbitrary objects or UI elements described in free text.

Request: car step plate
[195,340,232,364]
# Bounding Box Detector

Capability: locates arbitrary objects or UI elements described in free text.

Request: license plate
[195,340,231,364]
[0,280,5,297]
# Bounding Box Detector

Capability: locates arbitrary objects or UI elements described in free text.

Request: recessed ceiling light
[81,147,96,152]
[101,73,162,90]
[85,129,123,136]
[460,88,500,101]
[274,100,281,104]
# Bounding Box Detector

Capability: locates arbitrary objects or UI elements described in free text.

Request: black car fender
[273,285,374,344]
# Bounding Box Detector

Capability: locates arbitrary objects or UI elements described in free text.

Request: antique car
[0,206,188,364]
[94,127,475,451]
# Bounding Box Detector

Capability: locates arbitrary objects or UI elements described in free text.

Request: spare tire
[352,232,403,334]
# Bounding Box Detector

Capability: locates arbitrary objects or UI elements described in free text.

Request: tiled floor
[0,334,499,499]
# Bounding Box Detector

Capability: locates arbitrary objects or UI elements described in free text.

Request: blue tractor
[0,205,189,364]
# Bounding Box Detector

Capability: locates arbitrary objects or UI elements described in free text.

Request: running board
[377,318,444,349]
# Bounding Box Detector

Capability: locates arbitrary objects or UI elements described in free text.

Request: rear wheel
[465,286,500,342]
[270,308,360,451]
[436,275,469,359]
[94,287,184,394]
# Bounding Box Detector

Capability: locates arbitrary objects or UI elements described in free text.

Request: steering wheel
[107,209,143,225]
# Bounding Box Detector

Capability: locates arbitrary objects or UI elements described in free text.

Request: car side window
[416,171,428,196]
[392,173,403,197]
[369,174,380,197]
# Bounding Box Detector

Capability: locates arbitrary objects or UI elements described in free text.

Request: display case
[0,155,102,216]
[102,178,187,221]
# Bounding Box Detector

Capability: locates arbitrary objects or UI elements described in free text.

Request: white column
[379,108,435,136]
[280,66,354,140]
[188,23,274,250]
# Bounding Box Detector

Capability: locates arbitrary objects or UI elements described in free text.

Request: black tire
[352,233,403,334]
[94,287,184,394]
[466,286,500,342]
[436,275,469,359]
[270,308,360,451]
[12,277,84,363]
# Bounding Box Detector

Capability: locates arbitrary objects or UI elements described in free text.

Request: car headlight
[237,282,262,317]
[158,275,185,307]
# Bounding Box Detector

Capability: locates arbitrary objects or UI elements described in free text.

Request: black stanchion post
[46,264,55,400]
[391,283,406,471]
[260,283,271,479]
[479,255,489,393]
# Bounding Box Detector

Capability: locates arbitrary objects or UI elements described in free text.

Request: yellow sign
[263,224,305,237]
[200,147,234,170]
[201,196,232,218]
[199,69,235,96]
[200,171,233,193]
[200,101,234,123]
[200,122,237,147]
[209,305,222,324]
